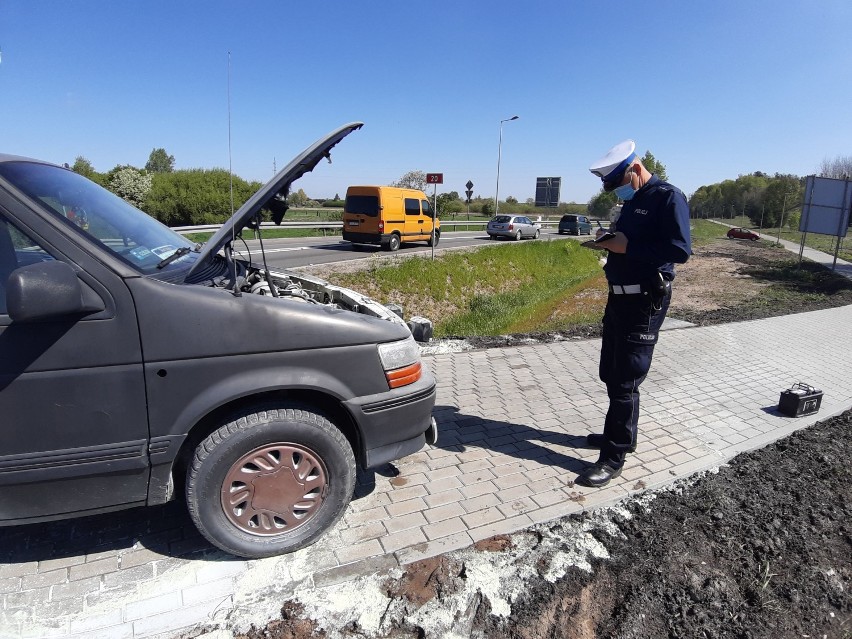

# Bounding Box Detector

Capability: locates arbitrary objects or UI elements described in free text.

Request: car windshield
[562,215,577,222]
[493,215,511,223]
[0,161,196,276]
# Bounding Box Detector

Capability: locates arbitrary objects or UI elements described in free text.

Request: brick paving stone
[459,493,501,513]
[386,497,428,518]
[468,514,535,542]
[386,484,428,503]
[461,506,505,529]
[68,557,117,582]
[395,531,474,567]
[422,517,467,541]
[425,475,464,494]
[124,590,183,621]
[497,496,541,518]
[0,562,37,579]
[384,511,428,535]
[339,521,388,546]
[6,587,50,608]
[21,569,68,591]
[423,501,467,523]
[424,488,465,508]
[333,539,384,566]
[37,556,85,573]
[379,528,429,555]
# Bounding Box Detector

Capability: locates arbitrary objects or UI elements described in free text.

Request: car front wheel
[533,229,540,239]
[186,405,356,558]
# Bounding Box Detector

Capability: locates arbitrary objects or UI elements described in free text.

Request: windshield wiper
[156,246,191,269]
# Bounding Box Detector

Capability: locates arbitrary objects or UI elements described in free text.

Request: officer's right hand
[596,231,629,254]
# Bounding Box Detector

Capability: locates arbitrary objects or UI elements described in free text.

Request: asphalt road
[237,228,583,270]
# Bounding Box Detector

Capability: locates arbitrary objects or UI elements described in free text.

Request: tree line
[74,149,850,229]
[70,149,343,227]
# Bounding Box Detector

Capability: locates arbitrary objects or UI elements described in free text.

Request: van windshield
[562,215,578,222]
[346,195,379,217]
[0,161,197,276]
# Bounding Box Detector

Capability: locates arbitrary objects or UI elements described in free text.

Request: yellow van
[342,186,440,251]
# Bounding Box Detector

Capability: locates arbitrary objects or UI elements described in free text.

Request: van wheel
[387,234,401,252]
[427,231,440,247]
[185,405,356,559]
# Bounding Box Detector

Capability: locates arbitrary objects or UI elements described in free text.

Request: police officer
[577,140,692,488]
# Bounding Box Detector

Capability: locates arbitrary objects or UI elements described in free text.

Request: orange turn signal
[386,362,422,389]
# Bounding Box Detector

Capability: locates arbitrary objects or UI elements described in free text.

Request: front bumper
[343,365,437,469]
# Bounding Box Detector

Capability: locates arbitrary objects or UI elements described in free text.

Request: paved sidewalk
[4,233,852,639]
[2,300,851,638]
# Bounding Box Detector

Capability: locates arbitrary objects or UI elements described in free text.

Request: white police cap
[589,139,637,190]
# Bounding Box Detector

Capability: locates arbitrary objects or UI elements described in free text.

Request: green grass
[328,240,604,337]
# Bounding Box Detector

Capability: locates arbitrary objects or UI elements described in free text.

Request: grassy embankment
[325,219,815,338]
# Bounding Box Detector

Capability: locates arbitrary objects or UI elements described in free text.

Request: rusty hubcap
[221,443,327,536]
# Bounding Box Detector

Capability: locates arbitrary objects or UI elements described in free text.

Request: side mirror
[6,261,102,322]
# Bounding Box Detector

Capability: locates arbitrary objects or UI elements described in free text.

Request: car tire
[387,234,401,252]
[427,230,440,247]
[533,229,540,239]
[515,231,522,241]
[186,405,356,559]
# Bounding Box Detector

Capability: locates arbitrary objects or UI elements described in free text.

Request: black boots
[576,461,623,488]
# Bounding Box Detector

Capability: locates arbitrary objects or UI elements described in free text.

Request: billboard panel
[535,177,561,208]
[800,176,851,237]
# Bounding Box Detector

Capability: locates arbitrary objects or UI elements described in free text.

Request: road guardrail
[172,220,561,235]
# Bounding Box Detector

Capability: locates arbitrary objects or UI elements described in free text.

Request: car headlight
[377,336,423,389]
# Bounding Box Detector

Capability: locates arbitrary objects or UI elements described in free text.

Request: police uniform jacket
[605,175,692,286]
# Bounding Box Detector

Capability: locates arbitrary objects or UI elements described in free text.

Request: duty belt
[608,284,642,294]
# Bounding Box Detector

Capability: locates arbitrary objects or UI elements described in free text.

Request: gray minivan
[0,123,437,559]
[558,214,593,235]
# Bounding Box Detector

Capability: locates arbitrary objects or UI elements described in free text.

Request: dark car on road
[727,227,760,241]
[486,215,540,240]
[558,214,593,235]
[0,123,437,559]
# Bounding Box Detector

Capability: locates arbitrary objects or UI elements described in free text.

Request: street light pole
[495,115,519,216]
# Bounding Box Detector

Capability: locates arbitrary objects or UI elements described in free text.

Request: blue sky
[1,1,850,204]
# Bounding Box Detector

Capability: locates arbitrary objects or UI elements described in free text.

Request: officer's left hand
[596,231,628,254]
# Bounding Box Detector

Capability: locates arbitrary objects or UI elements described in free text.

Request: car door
[0,209,149,524]
[404,197,424,240]
[420,198,436,239]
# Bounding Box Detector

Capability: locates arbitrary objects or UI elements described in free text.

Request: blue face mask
[614,182,636,201]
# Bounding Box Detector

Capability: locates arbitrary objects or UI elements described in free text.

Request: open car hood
[186,121,363,280]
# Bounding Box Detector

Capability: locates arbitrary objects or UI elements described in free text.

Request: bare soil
[237,239,852,639]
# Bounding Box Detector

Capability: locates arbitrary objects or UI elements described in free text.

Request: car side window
[404,198,420,216]
[0,214,56,316]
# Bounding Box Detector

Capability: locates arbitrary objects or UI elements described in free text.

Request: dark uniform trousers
[598,285,672,467]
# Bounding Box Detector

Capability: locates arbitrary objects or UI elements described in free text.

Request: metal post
[776,192,789,246]
[495,115,518,216]
[432,183,437,261]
